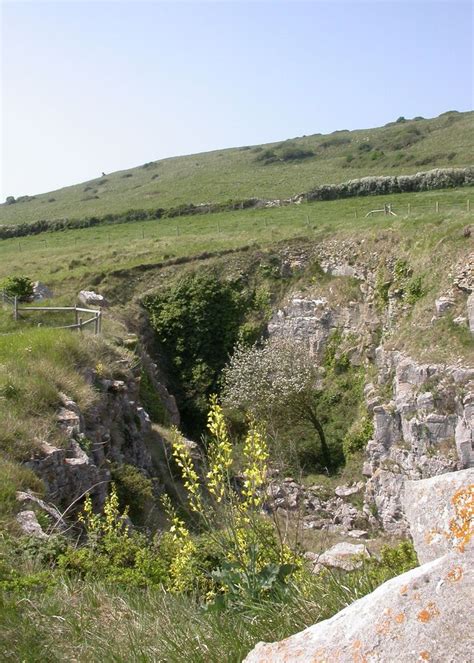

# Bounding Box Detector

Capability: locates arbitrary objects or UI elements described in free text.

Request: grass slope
[1,110,473,226]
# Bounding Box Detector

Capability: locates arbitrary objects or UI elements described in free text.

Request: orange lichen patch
[350,641,368,663]
[424,529,440,545]
[311,647,342,663]
[419,651,431,661]
[417,602,440,623]
[394,612,405,624]
[447,566,463,583]
[447,485,474,553]
[376,609,393,636]
[399,584,409,596]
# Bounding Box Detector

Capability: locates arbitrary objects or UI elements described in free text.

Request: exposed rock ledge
[243,467,473,663]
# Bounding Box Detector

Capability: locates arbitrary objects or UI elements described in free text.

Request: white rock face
[16,511,48,539]
[467,292,474,334]
[243,469,474,663]
[78,290,108,307]
[364,350,474,534]
[435,296,454,316]
[306,542,369,573]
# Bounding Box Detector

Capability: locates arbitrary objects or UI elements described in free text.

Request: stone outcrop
[243,468,474,663]
[16,511,48,539]
[467,293,474,334]
[305,542,369,573]
[26,376,155,512]
[78,290,108,307]
[268,293,379,361]
[264,478,368,534]
[363,350,474,534]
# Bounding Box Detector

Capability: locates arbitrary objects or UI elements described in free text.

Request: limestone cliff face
[363,349,473,534]
[26,374,155,512]
[266,256,473,536]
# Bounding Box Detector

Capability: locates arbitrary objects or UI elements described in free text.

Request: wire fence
[1,198,472,255]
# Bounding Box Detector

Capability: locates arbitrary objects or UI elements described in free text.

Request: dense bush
[110,463,154,522]
[279,148,314,161]
[0,275,34,301]
[143,272,250,436]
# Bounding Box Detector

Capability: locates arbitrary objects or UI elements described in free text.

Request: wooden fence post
[94,313,99,335]
[407,203,411,215]
[14,297,18,321]
[436,201,439,213]
[74,305,78,326]
[79,317,83,333]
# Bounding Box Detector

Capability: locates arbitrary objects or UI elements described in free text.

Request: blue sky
[1,1,472,199]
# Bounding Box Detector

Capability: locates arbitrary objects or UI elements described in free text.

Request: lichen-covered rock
[244,549,472,663]
[403,467,474,564]
[243,469,474,663]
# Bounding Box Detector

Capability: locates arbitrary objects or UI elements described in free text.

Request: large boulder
[402,467,474,564]
[78,290,108,307]
[243,468,474,662]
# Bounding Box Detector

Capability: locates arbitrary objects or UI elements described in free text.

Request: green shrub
[111,463,154,523]
[1,275,34,301]
[139,368,169,425]
[406,275,425,304]
[343,414,374,456]
[143,272,250,436]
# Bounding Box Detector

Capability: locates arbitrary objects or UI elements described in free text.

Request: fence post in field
[436,201,439,213]
[74,305,78,326]
[94,313,99,335]
[407,203,411,215]
[79,318,83,333]
[468,199,471,212]
[14,297,18,321]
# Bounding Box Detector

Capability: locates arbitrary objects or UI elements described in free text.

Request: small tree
[221,338,333,470]
[1,275,34,301]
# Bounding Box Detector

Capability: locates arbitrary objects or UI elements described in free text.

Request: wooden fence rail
[1,292,102,334]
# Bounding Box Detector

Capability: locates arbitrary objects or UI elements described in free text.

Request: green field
[1,187,472,296]
[1,111,473,226]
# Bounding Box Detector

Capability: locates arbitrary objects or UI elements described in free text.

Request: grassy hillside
[1,110,472,226]
[1,185,472,366]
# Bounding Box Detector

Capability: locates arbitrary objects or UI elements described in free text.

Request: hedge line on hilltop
[1,167,472,240]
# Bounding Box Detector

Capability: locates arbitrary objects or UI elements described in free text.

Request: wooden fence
[1,291,102,334]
